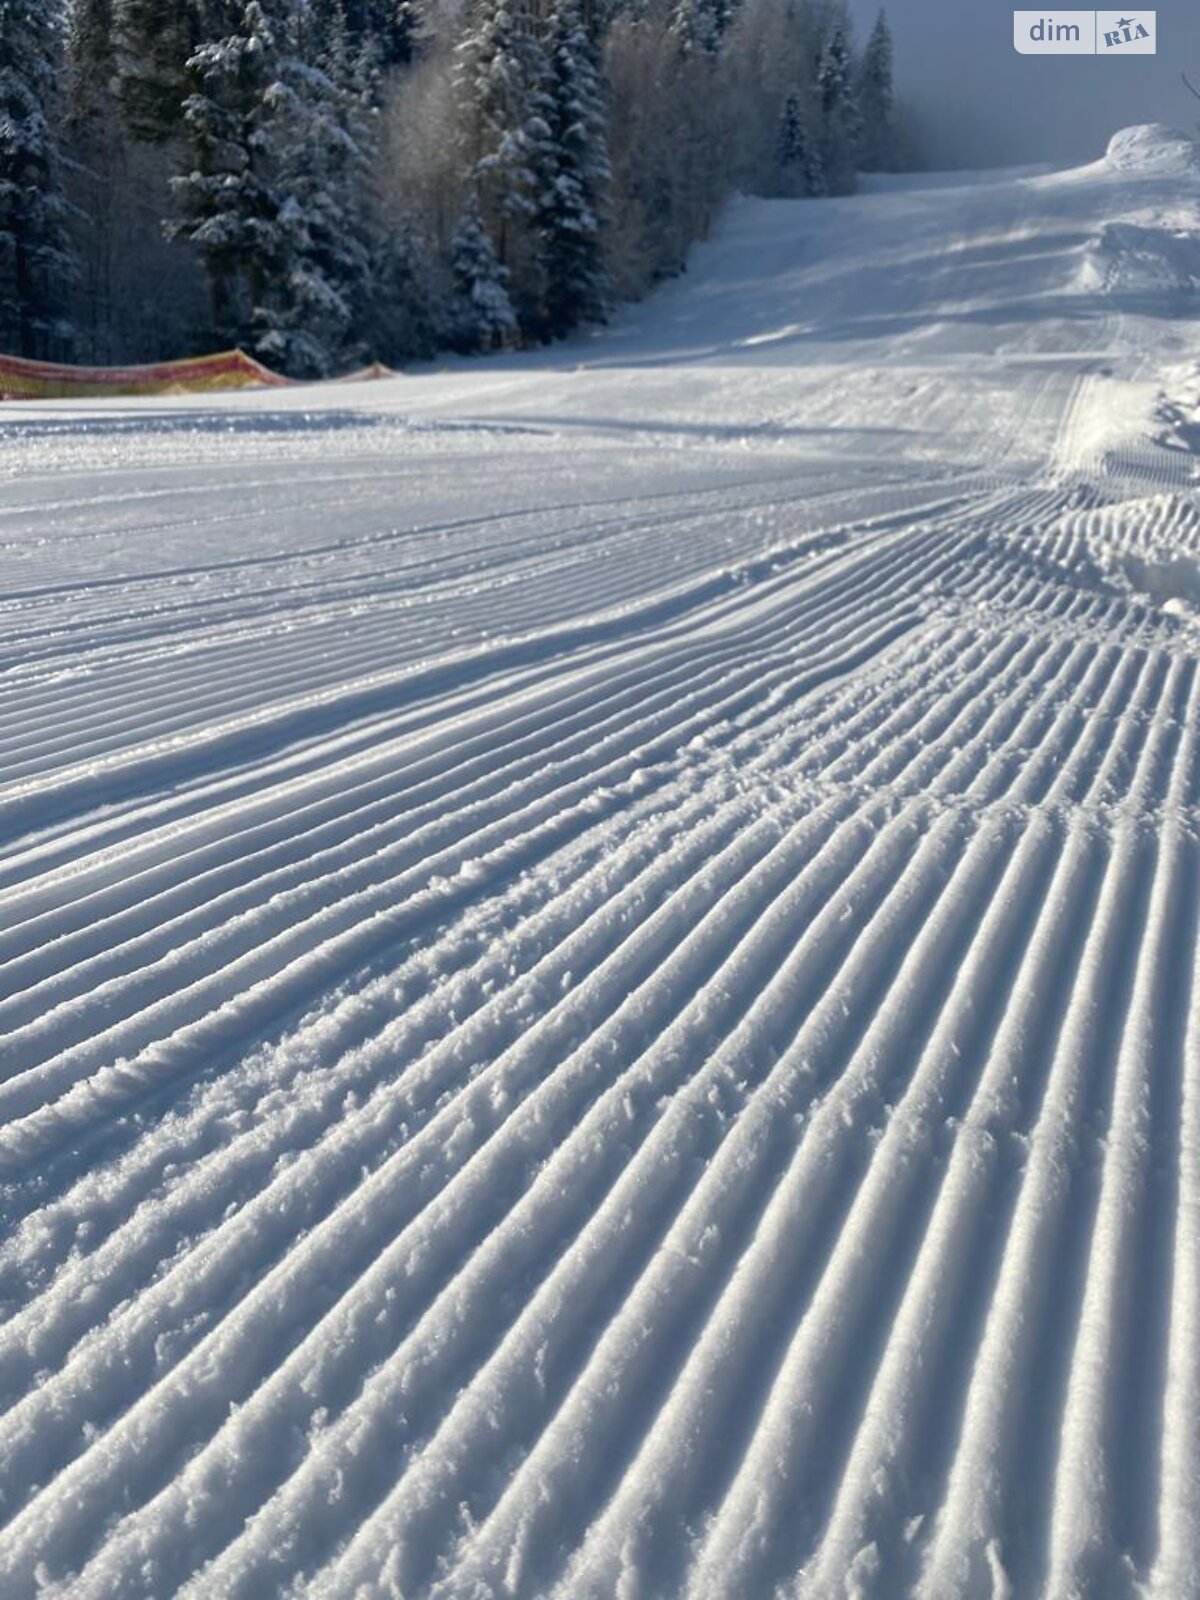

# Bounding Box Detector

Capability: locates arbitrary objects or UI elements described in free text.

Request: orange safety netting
[336,361,395,383]
[0,348,293,401]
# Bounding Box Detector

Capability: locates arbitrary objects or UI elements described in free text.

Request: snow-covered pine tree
[857,8,892,171]
[456,0,530,241]
[814,17,860,192]
[775,90,826,197]
[318,14,385,343]
[341,0,419,67]
[370,219,438,359]
[535,0,609,337]
[255,0,378,374]
[171,0,284,349]
[669,0,720,57]
[448,188,516,349]
[670,0,740,58]
[816,25,850,121]
[776,90,802,175]
[0,0,76,357]
[454,0,554,330]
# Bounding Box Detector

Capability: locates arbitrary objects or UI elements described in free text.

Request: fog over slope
[849,0,1200,167]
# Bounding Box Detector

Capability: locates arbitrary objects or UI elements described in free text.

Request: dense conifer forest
[1,0,906,372]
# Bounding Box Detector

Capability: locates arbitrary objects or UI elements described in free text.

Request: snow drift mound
[1156,364,1200,456]
[1076,137,1200,297]
[1074,130,1200,298]
[1104,124,1200,174]
[1078,220,1200,296]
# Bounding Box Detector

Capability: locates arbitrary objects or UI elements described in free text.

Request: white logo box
[1013,11,1155,53]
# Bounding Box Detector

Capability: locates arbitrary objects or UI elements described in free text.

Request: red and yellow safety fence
[336,361,395,383]
[0,349,294,402]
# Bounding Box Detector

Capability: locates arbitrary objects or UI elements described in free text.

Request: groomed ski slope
[3,126,1200,1599]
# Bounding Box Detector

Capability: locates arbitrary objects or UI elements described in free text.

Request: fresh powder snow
[2,127,1200,1599]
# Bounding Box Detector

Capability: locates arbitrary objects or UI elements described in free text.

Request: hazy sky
[846,0,1200,167]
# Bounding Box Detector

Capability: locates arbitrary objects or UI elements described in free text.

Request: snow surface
[3,129,1200,1599]
[1104,124,1200,176]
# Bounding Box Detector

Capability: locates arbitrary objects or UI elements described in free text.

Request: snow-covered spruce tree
[801,121,826,194]
[775,90,802,180]
[674,0,747,60]
[370,219,440,359]
[255,1,379,375]
[171,0,284,350]
[857,7,892,171]
[816,24,852,118]
[448,187,516,349]
[340,0,420,67]
[0,0,76,357]
[814,17,860,192]
[534,0,609,338]
[454,0,554,331]
[775,90,823,196]
[669,0,721,57]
